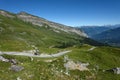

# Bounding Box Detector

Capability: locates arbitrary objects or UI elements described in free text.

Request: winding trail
[0,50,72,58]
[87,47,96,51]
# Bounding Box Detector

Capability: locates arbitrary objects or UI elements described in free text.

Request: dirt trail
[87,47,96,51]
[0,50,72,58]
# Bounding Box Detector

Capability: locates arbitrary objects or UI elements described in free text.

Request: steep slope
[17,12,87,37]
[92,27,120,46]
[0,10,101,51]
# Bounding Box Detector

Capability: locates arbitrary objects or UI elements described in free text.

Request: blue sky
[0,0,120,26]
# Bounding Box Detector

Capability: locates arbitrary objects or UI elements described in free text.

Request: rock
[10,65,24,72]
[9,59,18,65]
[0,10,14,18]
[0,56,9,62]
[16,77,22,80]
[33,49,40,55]
[17,11,87,37]
[112,67,120,74]
[0,27,4,33]
[64,60,89,71]
[106,67,120,74]
[30,57,33,61]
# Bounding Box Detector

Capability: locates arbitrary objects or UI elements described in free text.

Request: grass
[0,14,86,51]
[0,11,120,80]
[0,45,120,80]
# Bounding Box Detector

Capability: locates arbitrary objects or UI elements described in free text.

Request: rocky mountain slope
[0,10,103,51]
[92,27,120,47]
[0,10,87,37]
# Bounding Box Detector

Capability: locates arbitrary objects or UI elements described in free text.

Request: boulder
[9,59,18,65]
[10,65,24,72]
[0,56,9,62]
[106,67,120,74]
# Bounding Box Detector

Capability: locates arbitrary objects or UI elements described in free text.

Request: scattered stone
[28,74,34,78]
[106,67,120,74]
[64,60,89,71]
[0,27,4,33]
[16,77,22,80]
[53,29,60,33]
[9,59,18,65]
[64,55,69,62]
[10,65,24,72]
[0,56,9,62]
[30,57,33,61]
[44,60,53,62]
[31,45,40,55]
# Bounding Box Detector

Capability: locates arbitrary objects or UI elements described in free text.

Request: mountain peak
[18,11,30,15]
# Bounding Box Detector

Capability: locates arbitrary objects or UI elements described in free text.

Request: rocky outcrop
[0,56,9,62]
[0,10,87,37]
[64,60,89,71]
[9,65,24,72]
[17,12,87,37]
[106,67,120,74]
[0,10,14,18]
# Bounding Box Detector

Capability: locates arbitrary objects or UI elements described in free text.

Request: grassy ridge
[0,14,84,51]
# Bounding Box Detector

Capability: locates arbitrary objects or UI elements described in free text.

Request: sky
[0,0,120,26]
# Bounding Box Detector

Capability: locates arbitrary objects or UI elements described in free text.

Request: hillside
[0,10,120,80]
[0,45,120,80]
[0,10,105,52]
[0,10,89,51]
[92,27,120,47]
[17,12,87,37]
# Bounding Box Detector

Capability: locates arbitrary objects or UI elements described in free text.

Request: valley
[0,10,120,80]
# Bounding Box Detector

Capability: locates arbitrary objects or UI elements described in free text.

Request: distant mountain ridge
[79,25,120,37]
[92,27,120,46]
[77,25,120,47]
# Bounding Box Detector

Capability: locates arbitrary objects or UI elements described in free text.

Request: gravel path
[0,50,72,58]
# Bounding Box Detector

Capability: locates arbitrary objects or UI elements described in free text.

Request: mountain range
[92,27,120,46]
[79,25,120,47]
[0,10,120,80]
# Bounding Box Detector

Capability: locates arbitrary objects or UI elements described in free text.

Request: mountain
[78,25,120,47]
[79,25,120,37]
[92,27,120,47]
[17,11,88,37]
[0,10,120,80]
[0,10,103,51]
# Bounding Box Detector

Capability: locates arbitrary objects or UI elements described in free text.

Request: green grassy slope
[0,11,120,80]
[68,46,120,80]
[0,13,103,52]
[0,45,120,80]
[0,14,84,51]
